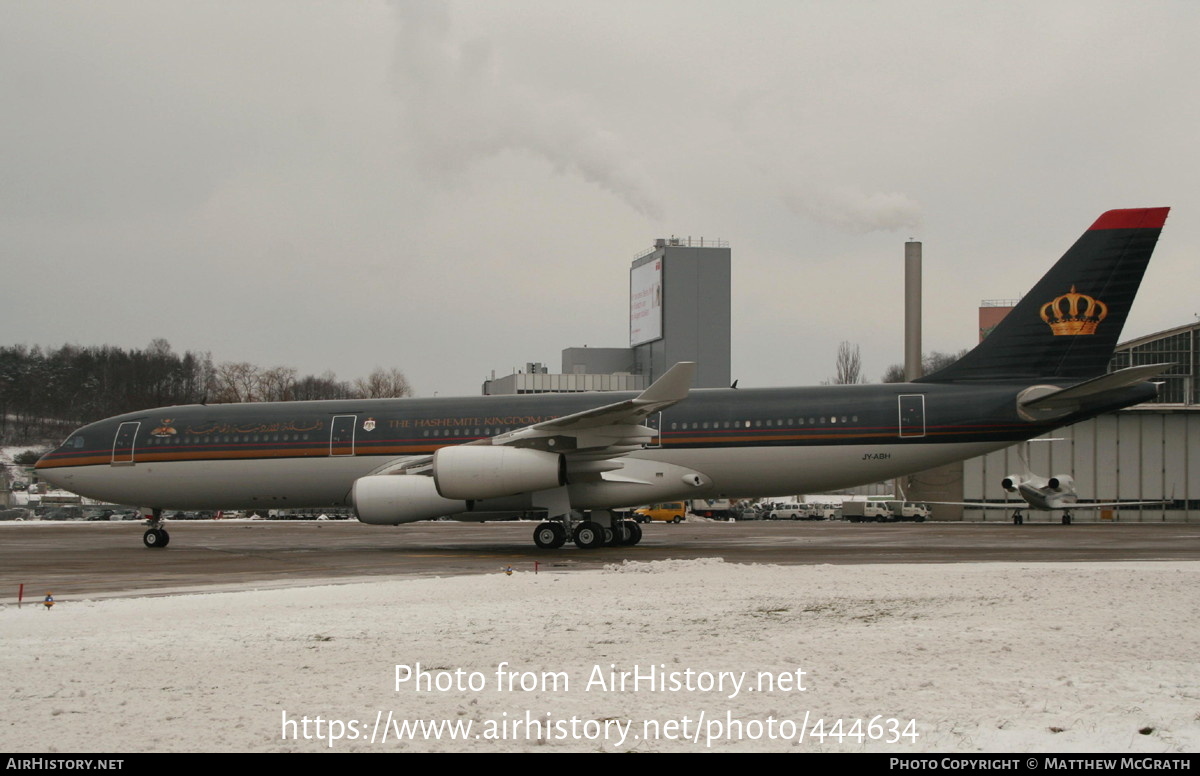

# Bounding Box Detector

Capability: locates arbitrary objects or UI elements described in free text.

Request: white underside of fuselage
[1016,483,1078,512]
[42,439,1015,513]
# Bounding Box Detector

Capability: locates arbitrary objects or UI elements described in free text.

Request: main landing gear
[532,511,643,550]
[1061,512,1072,525]
[142,508,169,548]
[1012,511,1024,525]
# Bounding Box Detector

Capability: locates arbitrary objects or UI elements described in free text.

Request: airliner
[35,208,1172,550]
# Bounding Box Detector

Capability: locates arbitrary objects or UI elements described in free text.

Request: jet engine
[1001,474,1023,492]
[433,445,565,500]
[353,475,467,525]
[1047,474,1074,492]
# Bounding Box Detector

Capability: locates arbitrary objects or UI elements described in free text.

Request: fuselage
[35,379,1154,512]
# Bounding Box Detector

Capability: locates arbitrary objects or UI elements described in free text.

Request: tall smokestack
[904,241,922,381]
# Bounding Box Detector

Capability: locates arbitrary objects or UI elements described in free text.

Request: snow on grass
[2,560,1197,752]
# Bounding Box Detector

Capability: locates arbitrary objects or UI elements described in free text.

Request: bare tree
[292,371,355,401]
[827,341,865,385]
[208,362,260,403]
[353,367,413,399]
[881,349,970,383]
[258,366,298,402]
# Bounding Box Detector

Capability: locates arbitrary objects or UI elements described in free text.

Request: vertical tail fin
[919,208,1169,383]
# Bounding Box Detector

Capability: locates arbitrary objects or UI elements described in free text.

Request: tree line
[0,339,411,445]
[825,341,969,385]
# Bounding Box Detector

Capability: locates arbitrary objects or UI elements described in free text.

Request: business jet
[930,440,1171,525]
[35,208,1172,550]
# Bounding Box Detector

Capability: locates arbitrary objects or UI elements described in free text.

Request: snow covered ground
[2,558,1197,753]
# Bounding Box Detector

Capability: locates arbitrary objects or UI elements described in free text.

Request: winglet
[634,362,696,407]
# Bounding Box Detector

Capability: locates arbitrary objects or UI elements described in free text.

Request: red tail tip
[1088,207,1170,231]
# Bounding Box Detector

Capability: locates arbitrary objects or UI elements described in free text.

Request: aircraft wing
[372,362,696,476]
[923,499,1170,511]
[922,500,1027,510]
[1056,499,1172,510]
[492,361,695,449]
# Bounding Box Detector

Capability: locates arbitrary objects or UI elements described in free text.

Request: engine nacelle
[1047,474,1074,492]
[433,445,565,501]
[353,475,467,525]
[1001,474,1022,492]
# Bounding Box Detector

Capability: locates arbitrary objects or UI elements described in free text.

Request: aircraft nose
[34,450,66,487]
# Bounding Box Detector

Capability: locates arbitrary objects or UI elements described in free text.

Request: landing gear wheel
[1061,514,1072,525]
[622,520,642,546]
[602,526,614,545]
[533,522,566,549]
[1013,513,1024,525]
[572,521,605,549]
[609,523,630,546]
[143,528,169,548]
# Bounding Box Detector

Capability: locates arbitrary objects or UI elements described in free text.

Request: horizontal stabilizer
[1019,363,1172,412]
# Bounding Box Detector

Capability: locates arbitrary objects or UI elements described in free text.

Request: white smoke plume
[388,1,663,219]
[784,186,923,234]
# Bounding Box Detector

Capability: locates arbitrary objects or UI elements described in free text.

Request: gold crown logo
[1039,285,1107,336]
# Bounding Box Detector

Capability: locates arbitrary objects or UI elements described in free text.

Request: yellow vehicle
[633,502,686,524]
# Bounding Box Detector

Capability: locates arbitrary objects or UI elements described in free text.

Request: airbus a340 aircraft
[36,208,1172,550]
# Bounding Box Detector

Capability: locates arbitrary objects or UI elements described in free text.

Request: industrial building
[483,237,730,395]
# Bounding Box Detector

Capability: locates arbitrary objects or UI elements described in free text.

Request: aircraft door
[898,395,926,438]
[111,421,140,465]
[330,415,357,456]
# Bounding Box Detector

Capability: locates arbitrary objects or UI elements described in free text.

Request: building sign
[630,259,663,346]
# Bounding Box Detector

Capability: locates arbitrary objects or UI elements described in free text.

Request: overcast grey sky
[3,1,1197,397]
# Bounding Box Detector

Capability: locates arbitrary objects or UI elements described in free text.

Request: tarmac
[3,518,1199,602]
